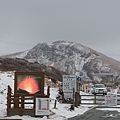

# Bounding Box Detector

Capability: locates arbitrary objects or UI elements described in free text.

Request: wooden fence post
[54,100,57,109]
[62,93,65,103]
[7,85,11,116]
[79,95,81,104]
[34,94,36,116]
[75,92,78,107]
[21,95,24,109]
[20,95,25,116]
[47,86,50,97]
[94,95,96,104]
[78,92,80,106]
[73,88,75,105]
[14,95,19,108]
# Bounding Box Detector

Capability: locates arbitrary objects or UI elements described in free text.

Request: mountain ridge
[1,40,120,81]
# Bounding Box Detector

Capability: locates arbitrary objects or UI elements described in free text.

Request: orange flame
[17,76,39,94]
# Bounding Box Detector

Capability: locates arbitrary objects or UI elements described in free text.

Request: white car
[92,84,107,95]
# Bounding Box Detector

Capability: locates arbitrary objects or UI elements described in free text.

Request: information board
[63,75,77,93]
[105,94,117,106]
[35,98,50,116]
[14,72,44,95]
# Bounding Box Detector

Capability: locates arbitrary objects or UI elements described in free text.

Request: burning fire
[17,76,39,94]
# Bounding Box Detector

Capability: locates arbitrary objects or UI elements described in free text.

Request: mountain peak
[1,41,120,81]
[52,40,74,45]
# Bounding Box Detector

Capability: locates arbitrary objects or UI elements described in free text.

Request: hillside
[0,57,65,85]
[2,40,120,81]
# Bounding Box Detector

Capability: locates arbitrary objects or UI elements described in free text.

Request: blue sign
[76,76,82,82]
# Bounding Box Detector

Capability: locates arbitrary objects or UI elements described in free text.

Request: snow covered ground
[0,71,95,120]
[0,71,120,120]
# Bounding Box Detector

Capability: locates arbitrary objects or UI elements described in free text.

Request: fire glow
[17,76,39,94]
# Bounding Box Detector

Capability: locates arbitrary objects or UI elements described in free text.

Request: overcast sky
[0,0,120,61]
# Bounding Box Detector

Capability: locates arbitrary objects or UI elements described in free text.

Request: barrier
[7,85,50,117]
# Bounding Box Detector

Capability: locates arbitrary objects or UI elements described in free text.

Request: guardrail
[80,94,120,105]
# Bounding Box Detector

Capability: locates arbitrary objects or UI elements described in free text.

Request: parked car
[92,84,107,95]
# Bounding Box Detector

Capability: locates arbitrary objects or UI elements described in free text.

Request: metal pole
[73,88,75,105]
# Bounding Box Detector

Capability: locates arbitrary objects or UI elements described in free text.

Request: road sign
[77,75,82,83]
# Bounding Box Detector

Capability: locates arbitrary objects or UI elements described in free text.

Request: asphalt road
[68,107,120,120]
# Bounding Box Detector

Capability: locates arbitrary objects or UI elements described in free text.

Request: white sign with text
[63,75,77,93]
[105,94,117,106]
[35,98,50,116]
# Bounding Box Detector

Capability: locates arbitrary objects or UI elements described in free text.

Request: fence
[80,94,120,107]
[7,85,50,116]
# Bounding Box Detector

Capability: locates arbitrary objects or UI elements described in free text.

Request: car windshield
[95,84,105,88]
[91,85,94,88]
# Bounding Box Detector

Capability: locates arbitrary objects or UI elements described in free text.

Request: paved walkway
[68,107,120,120]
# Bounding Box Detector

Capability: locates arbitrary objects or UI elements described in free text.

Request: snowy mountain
[2,41,120,81]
